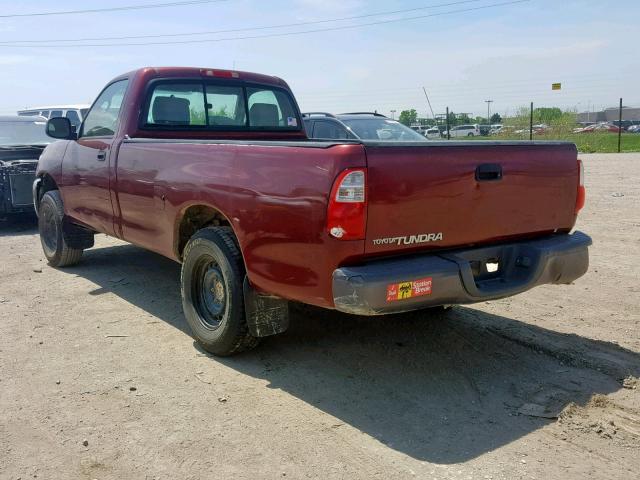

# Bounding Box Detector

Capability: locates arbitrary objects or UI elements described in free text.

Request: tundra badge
[372,233,443,246]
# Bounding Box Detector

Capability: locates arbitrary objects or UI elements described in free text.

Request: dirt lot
[1,153,639,480]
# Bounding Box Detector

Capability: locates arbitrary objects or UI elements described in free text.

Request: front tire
[181,227,259,356]
[38,190,83,267]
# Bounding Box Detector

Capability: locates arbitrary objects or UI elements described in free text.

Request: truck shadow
[68,242,639,464]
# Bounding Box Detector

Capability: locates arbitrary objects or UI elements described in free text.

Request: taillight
[575,159,586,214]
[327,168,367,240]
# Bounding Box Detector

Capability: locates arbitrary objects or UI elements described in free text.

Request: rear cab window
[141,80,301,131]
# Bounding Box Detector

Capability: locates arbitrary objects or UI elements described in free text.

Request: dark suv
[303,112,427,141]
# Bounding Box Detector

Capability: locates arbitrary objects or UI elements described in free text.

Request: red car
[34,67,591,355]
[576,123,620,133]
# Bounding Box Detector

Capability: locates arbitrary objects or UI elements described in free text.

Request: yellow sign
[552,83,562,91]
[398,282,413,299]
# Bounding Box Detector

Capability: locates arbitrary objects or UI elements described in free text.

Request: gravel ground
[1,153,638,480]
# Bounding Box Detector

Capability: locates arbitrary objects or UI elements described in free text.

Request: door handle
[97,150,106,161]
[475,163,502,181]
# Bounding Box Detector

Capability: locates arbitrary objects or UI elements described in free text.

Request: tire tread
[40,190,83,267]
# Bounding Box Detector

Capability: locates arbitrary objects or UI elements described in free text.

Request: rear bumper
[332,231,592,315]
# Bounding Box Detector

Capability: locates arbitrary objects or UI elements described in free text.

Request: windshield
[0,120,50,146]
[340,118,427,141]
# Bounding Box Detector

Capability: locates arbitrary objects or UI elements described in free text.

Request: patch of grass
[454,133,640,153]
[565,133,640,153]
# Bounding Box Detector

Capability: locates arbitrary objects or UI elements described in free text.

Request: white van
[448,124,481,137]
[17,104,90,129]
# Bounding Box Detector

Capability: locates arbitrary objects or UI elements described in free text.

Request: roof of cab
[115,67,289,88]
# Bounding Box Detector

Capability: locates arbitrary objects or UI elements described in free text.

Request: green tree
[398,109,418,126]
[534,107,563,124]
[457,113,471,124]
[490,113,502,124]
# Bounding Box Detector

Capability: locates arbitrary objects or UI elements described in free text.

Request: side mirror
[46,117,77,140]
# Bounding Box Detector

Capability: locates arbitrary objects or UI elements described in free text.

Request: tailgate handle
[475,163,502,181]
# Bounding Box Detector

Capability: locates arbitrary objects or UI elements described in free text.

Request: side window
[247,87,298,129]
[65,110,81,127]
[50,110,63,118]
[205,85,245,126]
[146,83,205,126]
[40,111,50,118]
[313,120,350,140]
[82,80,129,137]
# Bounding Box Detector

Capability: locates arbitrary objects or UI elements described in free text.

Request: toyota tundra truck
[34,67,591,356]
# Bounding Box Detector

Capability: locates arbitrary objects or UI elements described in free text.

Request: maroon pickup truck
[34,67,591,356]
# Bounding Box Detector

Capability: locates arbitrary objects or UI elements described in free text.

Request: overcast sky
[0,0,638,119]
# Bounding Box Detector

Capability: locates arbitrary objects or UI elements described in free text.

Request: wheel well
[176,205,232,258]
[37,174,59,204]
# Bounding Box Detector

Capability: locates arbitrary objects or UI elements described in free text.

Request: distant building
[577,106,640,123]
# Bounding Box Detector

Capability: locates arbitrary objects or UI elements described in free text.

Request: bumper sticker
[386,277,432,302]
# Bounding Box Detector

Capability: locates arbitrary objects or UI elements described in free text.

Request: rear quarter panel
[116,140,367,307]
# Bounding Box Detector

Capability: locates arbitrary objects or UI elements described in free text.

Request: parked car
[410,125,427,135]
[35,66,591,356]
[626,124,640,133]
[303,112,427,141]
[423,126,441,140]
[436,125,449,137]
[18,104,90,129]
[448,124,480,137]
[0,115,50,218]
[574,123,620,133]
[478,125,492,136]
[514,124,548,136]
[489,124,504,135]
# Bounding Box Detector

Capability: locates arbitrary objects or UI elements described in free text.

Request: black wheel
[467,132,474,137]
[181,227,259,356]
[38,190,83,267]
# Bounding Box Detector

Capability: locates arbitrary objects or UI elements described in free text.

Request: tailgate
[364,142,579,255]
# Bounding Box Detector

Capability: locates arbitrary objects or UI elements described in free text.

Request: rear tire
[38,190,83,267]
[181,227,259,356]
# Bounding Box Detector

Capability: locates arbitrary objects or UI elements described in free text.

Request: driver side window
[82,80,129,138]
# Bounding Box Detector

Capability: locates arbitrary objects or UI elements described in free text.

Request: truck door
[62,80,128,236]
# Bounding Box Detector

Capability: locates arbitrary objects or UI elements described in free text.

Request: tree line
[397,107,574,127]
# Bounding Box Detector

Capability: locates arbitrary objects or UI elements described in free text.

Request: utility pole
[485,100,493,124]
[390,109,396,120]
